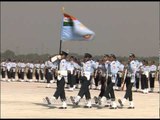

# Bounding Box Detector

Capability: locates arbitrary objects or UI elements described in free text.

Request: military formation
[1,52,160,109]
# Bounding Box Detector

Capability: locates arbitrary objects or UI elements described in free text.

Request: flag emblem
[61,13,95,41]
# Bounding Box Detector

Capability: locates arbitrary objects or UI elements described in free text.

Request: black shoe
[84,106,92,108]
[128,106,135,109]
[118,99,123,107]
[133,90,138,92]
[104,105,111,107]
[59,107,67,109]
[109,106,117,109]
[44,97,51,105]
[149,91,154,93]
[117,105,123,109]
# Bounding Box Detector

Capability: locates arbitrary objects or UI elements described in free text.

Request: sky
[1,2,159,57]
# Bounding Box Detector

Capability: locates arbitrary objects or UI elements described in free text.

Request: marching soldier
[45,58,53,88]
[94,55,109,106]
[70,53,98,108]
[39,61,45,82]
[74,58,82,89]
[67,56,80,91]
[98,54,120,109]
[140,60,150,94]
[19,60,26,82]
[94,59,103,90]
[1,59,7,81]
[149,60,157,92]
[27,61,34,82]
[118,53,140,109]
[34,61,40,82]
[134,61,142,92]
[10,59,17,81]
[44,51,69,109]
[115,60,124,91]
[17,60,21,81]
[6,59,12,82]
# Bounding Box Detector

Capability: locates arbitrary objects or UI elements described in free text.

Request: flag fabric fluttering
[61,13,95,41]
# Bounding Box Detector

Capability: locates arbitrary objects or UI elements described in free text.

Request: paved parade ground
[1,80,160,118]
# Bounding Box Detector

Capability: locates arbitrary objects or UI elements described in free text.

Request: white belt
[58,70,68,76]
[57,70,68,81]
[12,68,16,72]
[127,73,132,77]
[108,74,112,77]
[82,72,91,80]
[68,69,74,74]
[151,72,156,77]
[118,72,123,77]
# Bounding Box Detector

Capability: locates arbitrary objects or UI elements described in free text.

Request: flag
[61,13,95,41]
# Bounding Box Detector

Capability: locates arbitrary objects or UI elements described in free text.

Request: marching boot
[46,83,51,88]
[110,101,117,109]
[99,96,106,105]
[59,101,67,109]
[149,88,154,93]
[70,96,80,105]
[84,100,92,108]
[128,101,135,109]
[105,99,111,107]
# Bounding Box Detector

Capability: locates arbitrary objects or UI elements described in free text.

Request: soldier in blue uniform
[6,59,12,82]
[1,59,7,81]
[118,53,140,109]
[149,60,157,92]
[94,54,111,107]
[10,59,17,81]
[98,54,120,109]
[45,58,53,88]
[44,51,68,109]
[70,53,97,108]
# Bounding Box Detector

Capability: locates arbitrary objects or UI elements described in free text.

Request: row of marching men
[44,52,160,109]
[1,56,159,93]
[0,59,56,83]
[95,57,159,94]
[45,55,159,94]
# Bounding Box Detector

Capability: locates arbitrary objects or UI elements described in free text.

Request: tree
[1,50,15,60]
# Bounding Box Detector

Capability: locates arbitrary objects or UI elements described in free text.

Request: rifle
[121,69,127,91]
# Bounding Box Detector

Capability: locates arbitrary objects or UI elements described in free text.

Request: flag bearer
[44,51,69,109]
